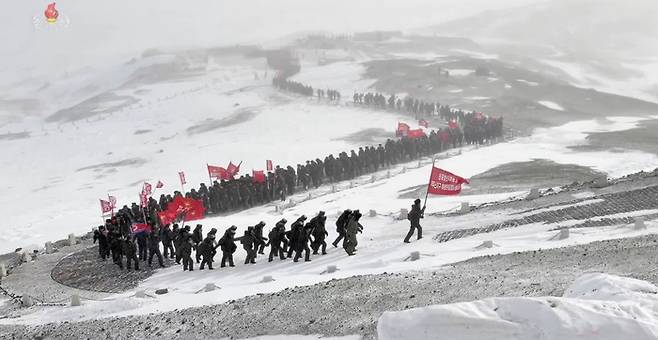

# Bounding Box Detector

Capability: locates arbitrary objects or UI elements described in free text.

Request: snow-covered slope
[378,273,658,340]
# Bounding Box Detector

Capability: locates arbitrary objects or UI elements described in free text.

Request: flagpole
[207,164,213,186]
[423,157,436,209]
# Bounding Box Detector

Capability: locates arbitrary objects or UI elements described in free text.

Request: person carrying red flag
[404,198,425,243]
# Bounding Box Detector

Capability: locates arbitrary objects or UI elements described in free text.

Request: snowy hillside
[378,273,658,340]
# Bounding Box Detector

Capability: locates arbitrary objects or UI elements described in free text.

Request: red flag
[142,182,152,196]
[252,170,266,183]
[448,119,459,129]
[131,222,151,234]
[178,171,186,185]
[161,196,205,223]
[427,167,470,196]
[266,160,273,172]
[108,196,117,209]
[139,192,148,208]
[100,199,113,214]
[407,129,427,139]
[157,210,177,225]
[156,181,164,189]
[227,161,241,177]
[419,119,429,128]
[396,122,410,137]
[208,164,230,180]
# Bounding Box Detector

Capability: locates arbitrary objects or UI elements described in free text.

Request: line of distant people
[94,209,365,271]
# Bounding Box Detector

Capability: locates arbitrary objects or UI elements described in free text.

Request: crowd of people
[93,209,365,271]
[272,76,342,102]
[272,77,315,96]
[91,75,502,273]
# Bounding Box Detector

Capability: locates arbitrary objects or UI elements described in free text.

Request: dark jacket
[407,203,425,227]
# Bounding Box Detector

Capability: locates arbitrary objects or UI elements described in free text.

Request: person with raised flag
[404,199,425,243]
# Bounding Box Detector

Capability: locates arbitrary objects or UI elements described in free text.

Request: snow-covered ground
[538,100,565,111]
[378,273,658,340]
[3,111,658,324]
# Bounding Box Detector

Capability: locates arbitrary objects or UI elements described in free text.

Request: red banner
[252,170,266,183]
[131,222,151,234]
[142,182,152,196]
[396,122,410,137]
[108,196,117,209]
[139,192,148,208]
[208,164,230,180]
[227,161,241,177]
[158,196,205,225]
[448,119,459,129]
[427,167,469,196]
[100,199,113,214]
[178,171,186,185]
[407,129,427,139]
[419,119,429,128]
[266,160,273,172]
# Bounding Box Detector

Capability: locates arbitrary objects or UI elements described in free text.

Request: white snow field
[377,273,658,340]
[4,113,658,324]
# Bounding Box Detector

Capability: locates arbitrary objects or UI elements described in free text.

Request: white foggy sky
[0,0,543,80]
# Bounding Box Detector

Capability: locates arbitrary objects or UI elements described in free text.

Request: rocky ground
[1,232,657,340]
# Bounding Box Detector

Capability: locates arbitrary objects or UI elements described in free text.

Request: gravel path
[2,233,657,340]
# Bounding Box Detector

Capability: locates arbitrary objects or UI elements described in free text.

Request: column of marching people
[93,209,365,271]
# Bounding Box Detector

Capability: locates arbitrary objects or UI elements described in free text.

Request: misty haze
[1,1,658,339]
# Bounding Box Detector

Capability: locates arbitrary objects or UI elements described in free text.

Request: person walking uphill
[218,226,239,267]
[404,199,425,243]
[344,210,363,256]
[240,227,258,264]
[332,209,351,247]
[268,219,287,262]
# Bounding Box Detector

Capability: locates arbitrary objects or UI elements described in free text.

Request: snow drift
[377,273,658,340]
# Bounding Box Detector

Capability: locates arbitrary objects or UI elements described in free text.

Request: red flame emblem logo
[44,3,59,23]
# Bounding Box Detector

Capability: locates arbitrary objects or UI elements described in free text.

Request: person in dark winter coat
[268,219,287,262]
[240,227,258,264]
[160,224,175,259]
[310,211,329,255]
[109,229,124,268]
[294,218,313,262]
[192,224,203,263]
[199,231,217,270]
[148,228,165,268]
[93,226,110,260]
[174,225,184,264]
[254,221,268,255]
[136,231,148,261]
[287,215,307,258]
[332,209,351,247]
[179,225,194,271]
[344,210,363,256]
[404,199,425,243]
[123,236,140,270]
[218,226,238,267]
